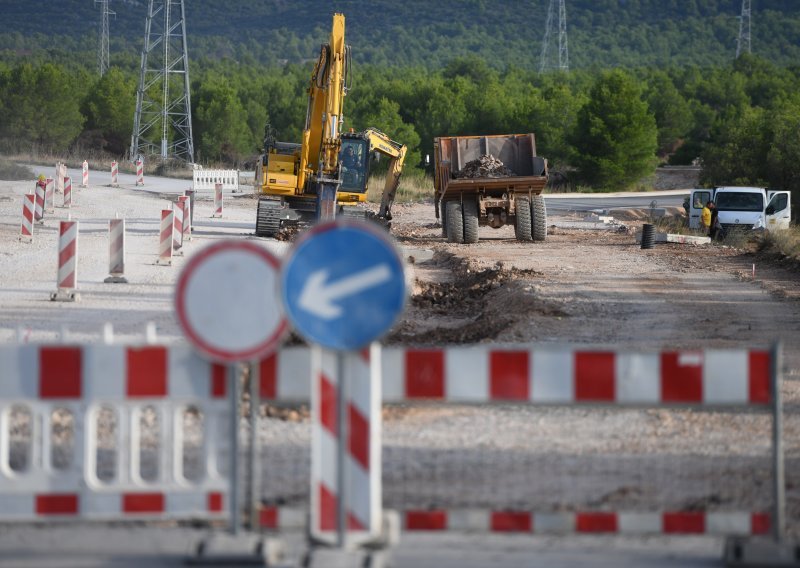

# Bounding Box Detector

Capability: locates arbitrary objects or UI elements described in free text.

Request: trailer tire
[515,196,532,241]
[532,194,547,242]
[445,200,464,243]
[462,198,479,244]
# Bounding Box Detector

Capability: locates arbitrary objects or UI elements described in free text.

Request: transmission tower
[130,0,194,163]
[95,0,114,76]
[736,0,752,58]
[539,0,569,73]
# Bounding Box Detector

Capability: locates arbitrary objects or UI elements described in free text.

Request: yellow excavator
[255,13,406,236]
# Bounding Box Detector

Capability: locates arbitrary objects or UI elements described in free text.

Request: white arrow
[298,264,393,320]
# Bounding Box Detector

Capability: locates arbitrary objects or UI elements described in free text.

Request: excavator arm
[362,128,407,221]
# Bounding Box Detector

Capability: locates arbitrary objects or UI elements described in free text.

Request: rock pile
[454,154,516,179]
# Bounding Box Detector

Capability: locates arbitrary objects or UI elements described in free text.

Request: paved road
[544,189,689,214]
[0,524,727,567]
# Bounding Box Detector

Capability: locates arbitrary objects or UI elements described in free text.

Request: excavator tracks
[255,198,282,237]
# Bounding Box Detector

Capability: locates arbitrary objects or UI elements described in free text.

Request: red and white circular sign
[175,240,287,363]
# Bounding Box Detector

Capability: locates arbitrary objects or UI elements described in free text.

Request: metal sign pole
[229,364,240,536]
[771,342,785,544]
[249,360,260,531]
[336,351,348,550]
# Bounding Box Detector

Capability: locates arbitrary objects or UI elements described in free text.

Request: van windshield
[715,192,763,212]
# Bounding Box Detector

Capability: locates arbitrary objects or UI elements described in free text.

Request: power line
[95,0,114,76]
[736,0,752,58]
[130,0,195,163]
[539,0,569,73]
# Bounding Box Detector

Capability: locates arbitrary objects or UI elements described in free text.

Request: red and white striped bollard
[212,183,223,218]
[20,193,35,242]
[45,178,54,213]
[63,176,73,207]
[311,344,382,546]
[50,220,79,302]
[173,200,185,255]
[111,161,119,187]
[178,195,191,241]
[81,160,89,187]
[34,182,46,223]
[136,159,144,186]
[156,209,174,265]
[104,218,128,283]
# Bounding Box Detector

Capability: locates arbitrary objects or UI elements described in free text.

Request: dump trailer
[433,134,549,244]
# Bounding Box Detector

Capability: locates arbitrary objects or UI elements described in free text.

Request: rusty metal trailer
[433,134,548,244]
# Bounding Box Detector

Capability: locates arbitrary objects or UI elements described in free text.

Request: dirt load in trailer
[433,133,549,244]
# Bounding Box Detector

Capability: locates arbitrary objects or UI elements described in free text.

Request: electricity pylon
[130,0,195,163]
[736,0,752,58]
[95,0,114,76]
[539,0,569,73]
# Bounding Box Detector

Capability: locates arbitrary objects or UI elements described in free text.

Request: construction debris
[454,154,516,179]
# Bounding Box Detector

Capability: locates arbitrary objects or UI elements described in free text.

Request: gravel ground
[1,168,798,544]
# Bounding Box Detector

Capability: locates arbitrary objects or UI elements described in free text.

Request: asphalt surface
[0,524,728,567]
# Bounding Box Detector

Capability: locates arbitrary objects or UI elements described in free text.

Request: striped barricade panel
[0,345,229,522]
[258,346,772,406]
[309,345,382,546]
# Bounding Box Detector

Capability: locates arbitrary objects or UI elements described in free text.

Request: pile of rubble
[454,154,516,179]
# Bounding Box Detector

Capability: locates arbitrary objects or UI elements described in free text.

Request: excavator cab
[339,137,369,194]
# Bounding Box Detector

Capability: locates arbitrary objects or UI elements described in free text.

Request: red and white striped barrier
[257,347,772,406]
[212,183,223,217]
[34,182,46,222]
[157,209,174,265]
[50,220,79,302]
[45,178,54,213]
[256,506,770,537]
[63,176,73,208]
[81,160,89,187]
[172,200,185,255]
[55,163,65,193]
[104,218,127,283]
[311,346,382,545]
[20,193,35,242]
[136,159,144,186]
[111,161,119,187]
[0,344,229,522]
[401,509,771,536]
[178,195,192,241]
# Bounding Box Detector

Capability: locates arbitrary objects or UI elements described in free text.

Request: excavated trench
[386,252,568,345]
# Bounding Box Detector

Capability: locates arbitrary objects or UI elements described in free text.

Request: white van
[687,187,791,232]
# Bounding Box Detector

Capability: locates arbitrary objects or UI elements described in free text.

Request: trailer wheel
[532,194,547,242]
[445,200,464,243]
[462,198,479,244]
[440,204,448,237]
[515,196,532,241]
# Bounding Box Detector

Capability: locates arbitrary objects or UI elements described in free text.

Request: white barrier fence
[0,344,229,521]
[193,169,239,192]
[0,343,784,544]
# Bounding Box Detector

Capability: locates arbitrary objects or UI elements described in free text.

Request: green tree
[699,106,770,187]
[193,79,253,164]
[0,63,84,152]
[766,101,800,201]
[569,70,658,190]
[643,71,692,159]
[83,67,136,155]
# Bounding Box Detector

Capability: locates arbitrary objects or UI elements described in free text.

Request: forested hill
[1,0,799,69]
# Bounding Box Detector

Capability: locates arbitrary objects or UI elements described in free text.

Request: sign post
[282,219,406,555]
[174,240,287,541]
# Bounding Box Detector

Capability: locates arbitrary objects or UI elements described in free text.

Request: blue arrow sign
[281,219,407,351]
